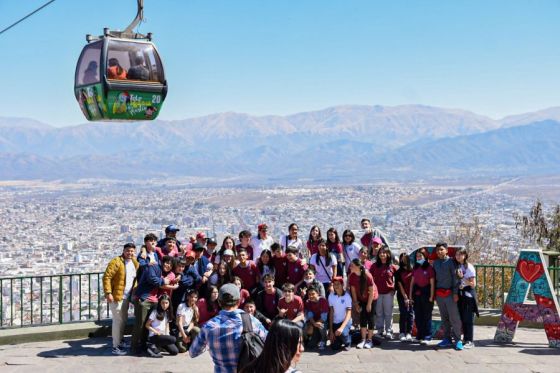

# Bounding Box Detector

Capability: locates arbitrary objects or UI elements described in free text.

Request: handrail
[1,265,559,329]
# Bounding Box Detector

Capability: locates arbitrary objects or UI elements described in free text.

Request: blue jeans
[331,321,351,349]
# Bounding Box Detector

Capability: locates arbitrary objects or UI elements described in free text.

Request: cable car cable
[0,0,56,36]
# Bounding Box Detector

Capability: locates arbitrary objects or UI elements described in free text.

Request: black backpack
[237,312,265,371]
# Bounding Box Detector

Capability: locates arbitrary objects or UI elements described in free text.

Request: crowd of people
[102,219,479,372]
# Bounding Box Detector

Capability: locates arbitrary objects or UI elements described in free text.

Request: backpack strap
[240,312,253,333]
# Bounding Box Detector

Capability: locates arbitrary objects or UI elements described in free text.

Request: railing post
[58,275,63,324]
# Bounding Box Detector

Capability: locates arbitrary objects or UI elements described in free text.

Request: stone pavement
[1,325,559,373]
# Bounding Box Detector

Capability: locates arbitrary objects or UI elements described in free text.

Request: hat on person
[185,250,195,259]
[223,249,234,256]
[331,276,344,285]
[165,225,180,233]
[206,237,217,245]
[372,237,383,245]
[218,283,240,303]
[258,223,268,231]
[193,243,205,251]
[196,232,206,240]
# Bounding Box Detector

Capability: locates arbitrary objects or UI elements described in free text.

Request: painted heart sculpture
[517,259,544,283]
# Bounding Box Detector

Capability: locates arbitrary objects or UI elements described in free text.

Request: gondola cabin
[74,37,167,121]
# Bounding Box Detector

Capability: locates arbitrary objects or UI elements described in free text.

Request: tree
[514,200,560,252]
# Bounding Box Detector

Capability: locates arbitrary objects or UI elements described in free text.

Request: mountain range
[1,105,560,182]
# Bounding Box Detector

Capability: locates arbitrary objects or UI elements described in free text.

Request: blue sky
[1,0,559,126]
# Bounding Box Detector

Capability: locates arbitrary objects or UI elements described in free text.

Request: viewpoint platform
[1,325,559,373]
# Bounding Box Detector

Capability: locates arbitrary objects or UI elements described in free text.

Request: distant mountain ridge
[1,105,559,182]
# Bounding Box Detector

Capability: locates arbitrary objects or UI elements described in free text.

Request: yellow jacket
[103,256,139,302]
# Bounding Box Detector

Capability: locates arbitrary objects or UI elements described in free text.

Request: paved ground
[1,325,559,373]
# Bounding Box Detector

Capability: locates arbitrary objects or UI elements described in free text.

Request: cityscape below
[2,175,558,278]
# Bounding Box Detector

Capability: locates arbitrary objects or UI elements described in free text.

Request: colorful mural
[494,249,560,348]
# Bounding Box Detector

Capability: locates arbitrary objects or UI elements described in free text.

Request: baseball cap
[193,243,205,251]
[196,232,206,240]
[206,237,217,245]
[331,276,344,285]
[219,283,240,304]
[223,249,234,256]
[184,250,195,259]
[258,223,268,231]
[372,237,383,245]
[165,225,180,233]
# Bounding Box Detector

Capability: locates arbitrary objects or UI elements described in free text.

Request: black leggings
[458,295,475,342]
[359,300,376,330]
[149,335,179,355]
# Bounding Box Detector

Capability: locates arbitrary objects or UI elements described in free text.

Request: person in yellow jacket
[103,243,139,355]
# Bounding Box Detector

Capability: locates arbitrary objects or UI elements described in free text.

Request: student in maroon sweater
[396,252,414,342]
[409,247,435,345]
[285,246,307,288]
[277,283,305,328]
[304,286,329,349]
[235,230,254,260]
[370,247,398,339]
[349,258,378,349]
[270,243,288,287]
[232,248,259,293]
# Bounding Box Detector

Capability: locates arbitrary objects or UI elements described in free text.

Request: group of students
[103,219,479,366]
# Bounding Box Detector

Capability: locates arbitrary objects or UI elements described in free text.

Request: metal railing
[0,273,110,329]
[1,265,559,329]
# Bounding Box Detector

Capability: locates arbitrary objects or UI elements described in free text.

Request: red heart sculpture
[517,260,544,283]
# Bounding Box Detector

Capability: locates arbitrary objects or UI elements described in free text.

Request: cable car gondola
[74,0,167,121]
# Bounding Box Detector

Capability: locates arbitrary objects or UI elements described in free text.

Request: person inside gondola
[83,61,99,84]
[107,58,127,80]
[127,53,150,81]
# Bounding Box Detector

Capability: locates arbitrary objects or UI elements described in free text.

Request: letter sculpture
[494,248,560,348]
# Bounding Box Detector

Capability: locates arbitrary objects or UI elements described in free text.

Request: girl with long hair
[281,223,305,259]
[454,248,479,349]
[240,319,304,373]
[309,238,337,297]
[396,252,413,342]
[409,247,435,345]
[214,236,237,269]
[145,294,178,357]
[348,258,378,349]
[370,247,398,339]
[196,285,220,326]
[326,228,344,277]
[342,229,361,273]
[307,225,322,257]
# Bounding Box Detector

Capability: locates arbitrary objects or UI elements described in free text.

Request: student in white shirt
[145,294,178,357]
[328,277,352,351]
[455,248,479,349]
[309,239,338,297]
[175,290,201,353]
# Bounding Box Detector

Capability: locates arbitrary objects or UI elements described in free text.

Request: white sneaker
[405,333,413,342]
[463,341,475,349]
[399,333,406,342]
[364,340,373,349]
[356,339,366,349]
[420,339,429,346]
[385,332,393,340]
[376,331,385,339]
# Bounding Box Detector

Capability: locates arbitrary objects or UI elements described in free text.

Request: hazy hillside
[0,105,559,182]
